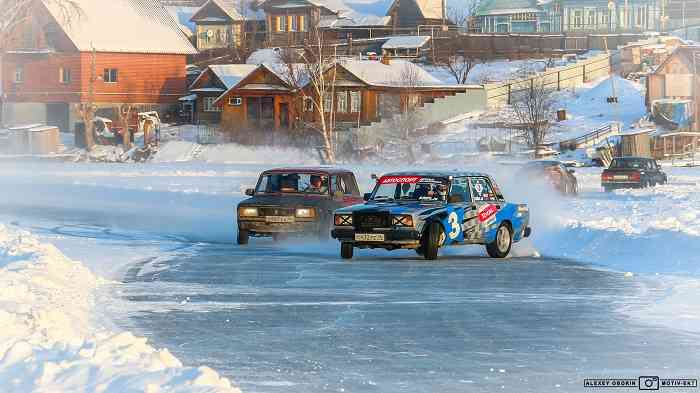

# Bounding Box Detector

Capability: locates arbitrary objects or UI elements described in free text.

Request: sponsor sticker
[379,176,422,184]
[478,204,499,222]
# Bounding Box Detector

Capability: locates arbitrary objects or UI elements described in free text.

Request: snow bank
[0,224,239,393]
[153,141,319,165]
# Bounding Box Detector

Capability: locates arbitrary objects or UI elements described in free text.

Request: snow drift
[0,224,239,393]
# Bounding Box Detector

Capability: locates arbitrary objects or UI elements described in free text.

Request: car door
[449,177,479,241]
[465,176,504,241]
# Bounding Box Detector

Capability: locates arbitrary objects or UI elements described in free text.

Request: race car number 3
[447,212,460,239]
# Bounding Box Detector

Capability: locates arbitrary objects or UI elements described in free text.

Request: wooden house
[646,45,700,159]
[257,0,353,46]
[386,0,446,30]
[213,59,468,143]
[186,63,258,123]
[190,0,265,50]
[475,0,548,32]
[2,0,197,133]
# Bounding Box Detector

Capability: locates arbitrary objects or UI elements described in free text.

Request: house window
[103,68,118,83]
[587,10,595,28]
[573,10,583,28]
[59,67,71,84]
[304,97,314,112]
[277,15,287,32]
[299,15,306,31]
[203,97,221,112]
[350,91,361,112]
[323,93,332,112]
[14,67,23,83]
[290,14,298,31]
[229,97,242,106]
[336,92,347,113]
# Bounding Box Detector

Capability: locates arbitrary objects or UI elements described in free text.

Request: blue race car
[331,171,531,260]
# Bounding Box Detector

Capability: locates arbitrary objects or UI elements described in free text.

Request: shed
[381,36,431,58]
[620,129,653,158]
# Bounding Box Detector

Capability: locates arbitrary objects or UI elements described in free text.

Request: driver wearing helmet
[307,175,328,193]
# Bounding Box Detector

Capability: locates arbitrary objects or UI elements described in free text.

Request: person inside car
[306,175,328,194]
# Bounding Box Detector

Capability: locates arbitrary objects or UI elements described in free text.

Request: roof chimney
[381,56,390,65]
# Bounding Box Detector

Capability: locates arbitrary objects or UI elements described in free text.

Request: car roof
[262,167,354,175]
[381,170,491,178]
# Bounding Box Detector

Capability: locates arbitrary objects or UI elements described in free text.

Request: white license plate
[265,216,295,223]
[613,175,628,180]
[355,233,385,242]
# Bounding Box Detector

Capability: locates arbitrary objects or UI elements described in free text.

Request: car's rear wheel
[486,224,512,258]
[237,229,249,245]
[423,222,442,260]
[341,242,354,259]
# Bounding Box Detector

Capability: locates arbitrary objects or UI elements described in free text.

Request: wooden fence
[485,53,613,108]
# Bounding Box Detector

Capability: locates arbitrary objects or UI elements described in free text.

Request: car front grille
[353,212,391,230]
[259,207,295,216]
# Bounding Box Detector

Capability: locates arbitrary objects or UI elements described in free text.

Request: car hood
[335,201,444,215]
[238,194,328,207]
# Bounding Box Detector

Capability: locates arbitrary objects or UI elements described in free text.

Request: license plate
[355,233,385,242]
[265,216,295,223]
[613,175,628,180]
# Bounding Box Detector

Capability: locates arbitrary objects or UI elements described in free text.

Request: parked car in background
[517,160,578,195]
[601,157,667,192]
[237,168,363,244]
[331,171,531,260]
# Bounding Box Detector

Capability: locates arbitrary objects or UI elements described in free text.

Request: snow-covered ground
[1,150,700,391]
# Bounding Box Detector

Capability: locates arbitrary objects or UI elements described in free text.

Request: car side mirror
[371,174,378,180]
[363,193,372,201]
[245,188,255,196]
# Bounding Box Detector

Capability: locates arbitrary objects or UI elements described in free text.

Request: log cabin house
[1,0,197,133]
[213,58,468,143]
[190,0,265,51]
[646,45,700,159]
[257,0,354,46]
[386,0,446,30]
[185,63,258,123]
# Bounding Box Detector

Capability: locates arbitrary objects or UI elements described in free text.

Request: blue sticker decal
[441,206,465,244]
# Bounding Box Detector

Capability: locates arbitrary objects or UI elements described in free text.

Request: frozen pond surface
[109,241,700,393]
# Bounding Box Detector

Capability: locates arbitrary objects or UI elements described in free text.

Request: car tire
[486,223,512,259]
[237,229,249,245]
[423,222,441,261]
[341,242,354,259]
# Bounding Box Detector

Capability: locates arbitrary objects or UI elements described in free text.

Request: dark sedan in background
[602,157,667,192]
[237,167,363,244]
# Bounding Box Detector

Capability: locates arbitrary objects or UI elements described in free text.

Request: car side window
[341,174,360,196]
[469,177,498,202]
[449,177,471,203]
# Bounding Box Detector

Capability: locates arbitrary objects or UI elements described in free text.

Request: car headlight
[239,207,258,217]
[392,215,413,227]
[295,208,316,218]
[334,214,353,226]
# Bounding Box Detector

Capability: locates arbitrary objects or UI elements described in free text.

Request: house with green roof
[475,0,550,32]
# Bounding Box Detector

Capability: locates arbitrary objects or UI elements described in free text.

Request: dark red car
[517,161,578,195]
[237,167,363,244]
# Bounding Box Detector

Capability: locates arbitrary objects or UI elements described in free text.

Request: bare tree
[389,63,424,163]
[297,26,337,164]
[78,46,96,150]
[510,78,555,152]
[446,0,480,32]
[437,44,477,84]
[119,104,134,148]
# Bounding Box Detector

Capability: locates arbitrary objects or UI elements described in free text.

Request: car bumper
[602,181,643,189]
[332,228,422,248]
[239,219,320,235]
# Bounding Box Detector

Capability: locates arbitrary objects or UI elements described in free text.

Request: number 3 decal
[447,212,460,240]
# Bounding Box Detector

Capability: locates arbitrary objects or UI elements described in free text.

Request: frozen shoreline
[0,224,240,393]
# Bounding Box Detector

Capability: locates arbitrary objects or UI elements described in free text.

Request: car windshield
[610,159,648,169]
[255,172,329,195]
[371,176,449,202]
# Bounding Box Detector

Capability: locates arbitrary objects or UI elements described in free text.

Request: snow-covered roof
[246,48,282,64]
[260,0,352,16]
[339,59,444,87]
[382,36,431,49]
[42,0,197,55]
[179,94,198,101]
[264,63,310,87]
[165,5,198,31]
[476,0,541,16]
[208,64,259,89]
[191,0,265,22]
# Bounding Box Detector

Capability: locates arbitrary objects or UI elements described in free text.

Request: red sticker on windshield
[379,176,422,184]
[478,204,499,222]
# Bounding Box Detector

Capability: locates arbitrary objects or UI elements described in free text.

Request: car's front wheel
[423,222,442,260]
[237,229,249,245]
[486,223,512,258]
[341,242,354,259]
